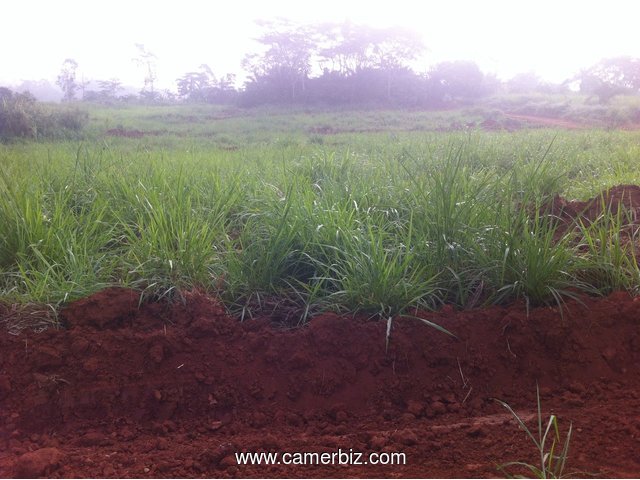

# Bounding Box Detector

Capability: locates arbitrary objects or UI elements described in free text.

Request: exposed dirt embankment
[547,184,640,223]
[542,184,640,256]
[1,288,639,478]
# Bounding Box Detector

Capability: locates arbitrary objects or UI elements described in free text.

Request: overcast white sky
[2,0,640,91]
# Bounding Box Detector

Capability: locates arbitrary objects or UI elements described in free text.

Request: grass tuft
[495,385,574,479]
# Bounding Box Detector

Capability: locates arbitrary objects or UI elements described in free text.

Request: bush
[0,91,36,139]
[0,88,87,141]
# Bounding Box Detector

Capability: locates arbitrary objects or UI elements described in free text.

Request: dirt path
[1,289,639,477]
[503,112,585,129]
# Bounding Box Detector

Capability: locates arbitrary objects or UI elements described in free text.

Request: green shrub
[0,89,87,141]
[0,92,37,139]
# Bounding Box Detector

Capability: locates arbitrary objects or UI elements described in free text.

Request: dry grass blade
[0,302,60,335]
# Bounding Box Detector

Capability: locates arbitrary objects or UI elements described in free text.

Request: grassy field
[2,103,640,325]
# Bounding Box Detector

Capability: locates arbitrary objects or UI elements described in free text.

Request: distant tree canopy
[235,20,500,107]
[52,20,640,108]
[240,19,316,103]
[506,72,543,94]
[176,65,236,103]
[83,79,124,104]
[577,57,640,103]
[427,61,489,101]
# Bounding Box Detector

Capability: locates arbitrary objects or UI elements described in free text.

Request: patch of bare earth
[1,286,639,478]
[503,113,584,129]
[544,184,640,257]
[106,128,165,138]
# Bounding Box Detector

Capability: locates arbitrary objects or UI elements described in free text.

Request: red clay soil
[1,288,640,478]
[544,184,640,254]
[548,184,640,222]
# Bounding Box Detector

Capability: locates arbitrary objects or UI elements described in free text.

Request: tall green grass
[3,107,640,325]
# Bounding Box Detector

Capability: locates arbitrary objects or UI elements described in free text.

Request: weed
[495,386,573,479]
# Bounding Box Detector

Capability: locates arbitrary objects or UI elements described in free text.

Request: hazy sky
[2,0,639,91]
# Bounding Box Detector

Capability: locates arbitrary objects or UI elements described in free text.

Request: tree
[239,19,431,106]
[82,79,124,103]
[577,57,640,103]
[590,57,640,90]
[78,76,90,100]
[14,80,62,102]
[506,72,542,94]
[98,78,123,100]
[133,43,158,99]
[318,22,424,74]
[369,27,424,70]
[206,73,237,103]
[56,58,78,101]
[317,22,377,75]
[370,27,424,100]
[176,65,237,103]
[242,19,316,102]
[428,61,487,103]
[176,65,212,101]
[315,22,425,101]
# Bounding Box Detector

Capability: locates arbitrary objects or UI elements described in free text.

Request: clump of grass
[495,386,574,479]
[0,167,117,304]
[312,216,451,347]
[315,218,440,318]
[576,202,640,294]
[220,182,314,317]
[117,173,230,300]
[494,209,592,310]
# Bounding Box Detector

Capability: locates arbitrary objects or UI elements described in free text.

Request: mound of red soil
[547,184,640,224]
[1,289,639,478]
[544,185,640,254]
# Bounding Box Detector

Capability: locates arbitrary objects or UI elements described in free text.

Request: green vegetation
[0,89,87,141]
[495,387,574,478]
[2,103,640,326]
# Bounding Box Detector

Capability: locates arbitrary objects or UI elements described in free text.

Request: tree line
[46,20,640,107]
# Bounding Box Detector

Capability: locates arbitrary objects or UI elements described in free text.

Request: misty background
[2,0,640,104]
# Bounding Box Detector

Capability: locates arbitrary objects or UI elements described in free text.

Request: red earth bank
[1,288,639,478]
